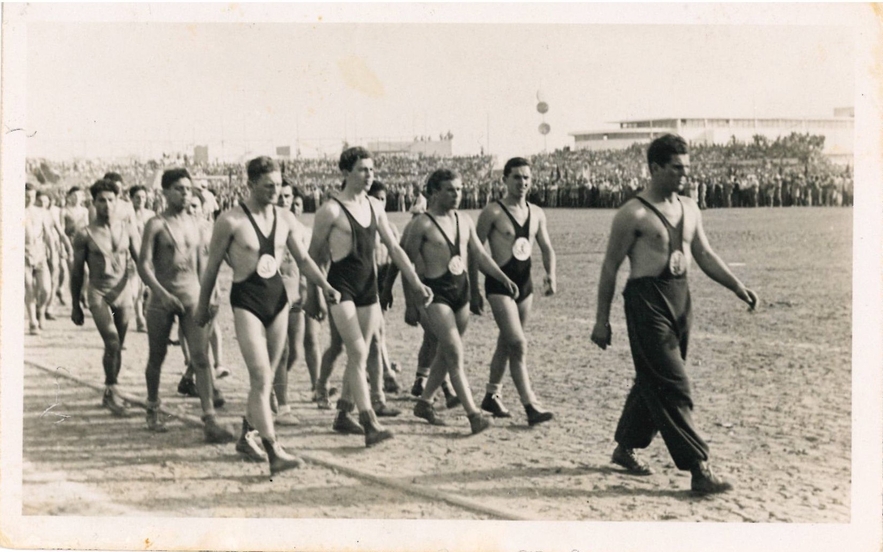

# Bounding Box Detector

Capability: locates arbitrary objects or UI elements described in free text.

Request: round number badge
[512,237,532,261]
[448,255,465,276]
[256,254,278,278]
[669,250,687,277]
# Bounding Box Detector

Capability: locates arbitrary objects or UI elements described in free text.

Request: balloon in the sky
[538,122,551,135]
[537,101,549,114]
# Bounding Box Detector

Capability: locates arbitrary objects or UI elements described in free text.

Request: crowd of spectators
[26,132,853,215]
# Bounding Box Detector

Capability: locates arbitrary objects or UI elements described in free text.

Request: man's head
[36,190,52,209]
[368,180,387,206]
[426,168,462,211]
[128,185,149,209]
[66,186,84,207]
[187,190,204,218]
[338,147,374,191]
[279,177,306,217]
[26,183,37,206]
[103,172,124,185]
[90,178,121,220]
[246,156,281,205]
[502,157,532,199]
[647,134,690,191]
[160,168,193,212]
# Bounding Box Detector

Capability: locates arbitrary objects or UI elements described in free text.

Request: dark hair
[246,156,279,183]
[66,186,82,196]
[90,178,121,200]
[338,146,372,172]
[36,190,50,201]
[25,182,36,191]
[291,186,306,202]
[161,168,193,190]
[128,185,148,198]
[425,168,460,196]
[103,172,124,184]
[190,189,205,205]
[503,157,530,178]
[647,134,688,169]
[368,180,387,198]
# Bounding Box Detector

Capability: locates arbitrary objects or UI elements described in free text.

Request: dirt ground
[20,207,852,524]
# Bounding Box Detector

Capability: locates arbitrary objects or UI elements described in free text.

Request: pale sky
[26,21,854,161]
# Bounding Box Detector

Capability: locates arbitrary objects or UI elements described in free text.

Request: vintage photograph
[2,3,880,551]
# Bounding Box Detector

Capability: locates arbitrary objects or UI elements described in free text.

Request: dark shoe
[213,388,226,409]
[235,419,267,462]
[268,443,305,476]
[372,401,401,417]
[56,292,67,306]
[481,393,512,418]
[332,411,365,435]
[314,387,332,410]
[44,311,57,321]
[468,412,492,435]
[383,374,402,394]
[203,415,236,444]
[359,410,394,447]
[136,321,147,333]
[102,387,128,417]
[691,462,733,495]
[177,376,199,398]
[441,382,460,409]
[413,400,446,426]
[146,401,168,432]
[410,377,426,398]
[611,445,654,476]
[525,403,554,426]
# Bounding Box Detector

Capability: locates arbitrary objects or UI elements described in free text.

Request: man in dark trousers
[591,134,758,495]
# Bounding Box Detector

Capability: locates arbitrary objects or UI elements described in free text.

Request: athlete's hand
[736,287,759,311]
[194,303,211,327]
[470,291,484,315]
[404,302,420,327]
[160,291,185,316]
[379,285,394,312]
[417,283,434,309]
[323,286,341,307]
[71,303,84,326]
[590,321,612,350]
[543,274,557,296]
[504,278,520,302]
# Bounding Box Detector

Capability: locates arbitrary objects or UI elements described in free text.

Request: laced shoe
[359,410,394,447]
[441,382,461,409]
[213,388,226,409]
[177,376,199,398]
[203,415,236,444]
[44,311,57,321]
[413,400,446,426]
[235,419,267,462]
[372,401,401,417]
[481,393,512,418]
[383,373,402,394]
[332,411,365,435]
[611,445,654,476]
[314,387,332,410]
[102,387,128,417]
[410,377,426,398]
[146,401,168,432]
[268,443,305,476]
[691,462,734,495]
[275,408,300,426]
[468,412,492,435]
[525,403,554,426]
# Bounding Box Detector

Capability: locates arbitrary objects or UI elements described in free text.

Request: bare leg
[420,304,479,415]
[303,316,321,390]
[487,295,537,405]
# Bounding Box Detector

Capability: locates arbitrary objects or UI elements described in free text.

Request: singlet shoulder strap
[497,200,529,230]
[424,213,458,252]
[635,196,677,229]
[240,201,274,241]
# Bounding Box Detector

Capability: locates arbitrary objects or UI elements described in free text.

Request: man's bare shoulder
[613,197,647,226]
[480,200,503,217]
[315,197,342,219]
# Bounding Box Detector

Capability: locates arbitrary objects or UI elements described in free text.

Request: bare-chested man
[36,191,70,322]
[63,186,90,309]
[196,156,340,475]
[591,134,758,494]
[129,185,155,333]
[25,184,55,335]
[137,169,234,442]
[404,168,517,433]
[306,147,432,446]
[70,179,141,416]
[473,157,556,426]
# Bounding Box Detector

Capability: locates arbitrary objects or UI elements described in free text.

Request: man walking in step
[591,134,758,495]
[473,157,556,426]
[196,157,341,476]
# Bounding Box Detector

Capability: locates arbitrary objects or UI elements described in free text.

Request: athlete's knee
[503,335,528,359]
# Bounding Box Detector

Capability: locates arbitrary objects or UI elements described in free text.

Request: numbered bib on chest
[256,254,278,278]
[669,250,687,277]
[512,237,532,261]
[447,255,465,276]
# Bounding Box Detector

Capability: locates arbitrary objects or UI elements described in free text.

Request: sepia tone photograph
[1,3,881,551]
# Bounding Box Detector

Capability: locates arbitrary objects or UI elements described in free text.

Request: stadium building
[569,109,854,164]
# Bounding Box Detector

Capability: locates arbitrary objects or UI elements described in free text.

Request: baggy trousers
[614,277,709,471]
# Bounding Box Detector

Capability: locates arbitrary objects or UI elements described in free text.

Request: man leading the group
[590,134,758,495]
[473,157,556,426]
[196,156,340,476]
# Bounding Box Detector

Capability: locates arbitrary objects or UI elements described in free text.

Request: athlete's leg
[25,266,39,332]
[315,319,343,403]
[210,323,225,374]
[233,308,281,441]
[488,294,537,405]
[34,264,51,328]
[180,311,227,426]
[91,298,124,387]
[329,302,374,413]
[145,305,175,403]
[303,316,321,390]
[179,321,191,368]
[419,304,479,415]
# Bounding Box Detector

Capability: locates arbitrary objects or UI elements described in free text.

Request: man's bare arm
[196,215,234,325]
[534,206,557,294]
[690,203,758,308]
[591,206,637,349]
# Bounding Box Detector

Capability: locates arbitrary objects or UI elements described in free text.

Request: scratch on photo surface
[40,367,71,423]
[3,125,37,137]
